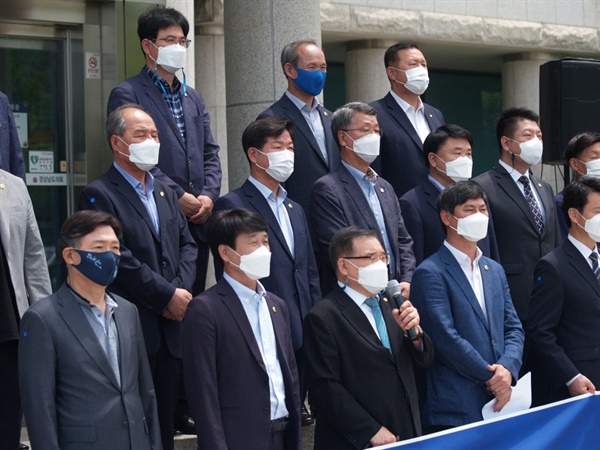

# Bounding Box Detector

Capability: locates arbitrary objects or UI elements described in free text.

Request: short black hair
[495,107,539,154]
[57,211,122,256]
[137,6,189,54]
[384,41,420,68]
[241,117,294,163]
[329,227,379,272]
[565,131,600,162]
[205,209,268,264]
[423,124,474,167]
[561,176,600,227]
[437,181,487,215]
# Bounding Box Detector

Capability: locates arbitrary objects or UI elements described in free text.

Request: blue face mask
[71,249,120,286]
[293,66,326,96]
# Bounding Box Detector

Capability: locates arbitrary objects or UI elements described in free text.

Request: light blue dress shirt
[285,90,328,162]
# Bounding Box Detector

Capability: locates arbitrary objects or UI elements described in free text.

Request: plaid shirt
[143,66,186,144]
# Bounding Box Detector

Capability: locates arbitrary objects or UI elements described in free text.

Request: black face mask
[71,249,120,286]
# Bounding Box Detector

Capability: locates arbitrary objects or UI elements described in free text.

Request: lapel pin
[0,184,4,189]
[382,297,388,302]
[324,111,328,116]
[429,113,433,118]
[160,191,165,197]
[288,203,293,208]
[484,265,489,271]
[380,187,384,193]
[537,183,542,188]
[272,306,277,313]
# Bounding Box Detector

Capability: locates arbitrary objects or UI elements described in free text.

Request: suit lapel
[113,299,131,387]
[141,74,184,148]
[56,285,121,390]
[530,173,554,237]
[317,104,335,168]
[384,93,423,150]
[153,179,171,244]
[564,239,600,296]
[339,165,379,230]
[0,171,10,248]
[218,279,267,373]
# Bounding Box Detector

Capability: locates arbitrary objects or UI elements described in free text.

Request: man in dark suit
[213,117,321,424]
[473,107,561,324]
[400,124,500,265]
[310,102,415,296]
[79,104,197,450]
[304,226,433,449]
[257,40,339,215]
[0,91,25,181]
[19,211,161,450]
[370,42,445,198]
[528,177,600,406]
[411,181,524,432]
[107,5,221,296]
[554,132,600,239]
[183,209,301,450]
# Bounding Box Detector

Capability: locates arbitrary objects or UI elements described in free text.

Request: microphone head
[386,279,403,298]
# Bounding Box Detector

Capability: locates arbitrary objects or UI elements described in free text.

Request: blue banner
[381,394,600,449]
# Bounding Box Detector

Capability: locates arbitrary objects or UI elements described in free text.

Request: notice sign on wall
[26,173,67,186]
[86,52,101,79]
[29,151,54,173]
[10,101,28,148]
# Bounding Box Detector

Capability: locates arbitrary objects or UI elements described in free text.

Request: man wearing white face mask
[108,6,221,299]
[310,102,416,296]
[400,124,501,265]
[213,117,321,421]
[474,107,561,326]
[370,42,445,198]
[183,208,301,450]
[528,177,600,408]
[79,104,198,450]
[411,181,524,433]
[303,226,433,449]
[554,131,600,239]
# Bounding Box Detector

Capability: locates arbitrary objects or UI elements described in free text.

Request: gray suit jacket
[0,169,51,316]
[19,284,161,450]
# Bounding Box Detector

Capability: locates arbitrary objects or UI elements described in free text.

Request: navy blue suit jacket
[182,278,301,450]
[79,166,197,357]
[257,94,339,213]
[213,180,321,350]
[370,93,445,198]
[411,245,524,427]
[400,179,501,265]
[528,238,600,406]
[473,164,561,321]
[0,91,25,181]
[108,70,221,241]
[309,164,416,294]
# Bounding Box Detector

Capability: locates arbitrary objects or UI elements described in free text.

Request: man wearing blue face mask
[19,210,161,449]
[310,102,416,297]
[79,104,197,450]
[370,42,445,198]
[411,181,524,433]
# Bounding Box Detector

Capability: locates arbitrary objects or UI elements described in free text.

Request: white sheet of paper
[481,372,532,421]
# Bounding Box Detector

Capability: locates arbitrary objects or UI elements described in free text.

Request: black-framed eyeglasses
[343,253,390,265]
[343,128,382,137]
[152,37,192,48]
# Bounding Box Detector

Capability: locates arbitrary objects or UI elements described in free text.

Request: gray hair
[280,40,319,75]
[105,103,149,151]
[331,102,377,147]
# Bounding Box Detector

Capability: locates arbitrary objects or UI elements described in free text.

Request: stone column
[167,0,196,85]
[223,0,321,191]
[345,40,395,104]
[502,52,561,189]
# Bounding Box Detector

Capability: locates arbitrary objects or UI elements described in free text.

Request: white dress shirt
[389,90,431,142]
[498,159,546,222]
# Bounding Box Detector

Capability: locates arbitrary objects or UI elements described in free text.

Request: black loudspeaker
[539,58,600,165]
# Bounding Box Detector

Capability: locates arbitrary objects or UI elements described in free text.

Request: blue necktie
[364,297,392,354]
[590,252,600,285]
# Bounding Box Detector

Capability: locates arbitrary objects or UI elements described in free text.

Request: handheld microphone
[385,279,420,340]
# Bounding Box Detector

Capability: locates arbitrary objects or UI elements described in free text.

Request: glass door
[0,27,84,289]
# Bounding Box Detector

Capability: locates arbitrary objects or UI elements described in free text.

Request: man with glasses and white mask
[303,226,433,449]
[310,102,416,296]
[411,181,524,433]
[370,42,445,198]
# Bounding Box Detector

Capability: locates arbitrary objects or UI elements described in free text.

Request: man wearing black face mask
[79,104,197,450]
[19,210,161,449]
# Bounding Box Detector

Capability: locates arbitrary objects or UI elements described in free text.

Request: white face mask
[435,155,473,182]
[450,212,489,242]
[576,211,600,242]
[393,66,429,95]
[577,158,600,179]
[508,136,543,166]
[152,43,186,73]
[118,137,160,171]
[255,149,295,182]
[229,245,271,280]
[345,132,381,163]
[346,259,389,295]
